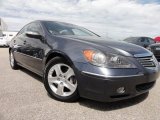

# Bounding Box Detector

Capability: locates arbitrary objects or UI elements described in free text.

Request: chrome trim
[136,55,158,69]
[82,71,144,78]
[134,52,153,58]
[14,51,42,61]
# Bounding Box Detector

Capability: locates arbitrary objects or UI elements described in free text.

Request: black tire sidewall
[43,57,79,102]
[9,51,18,69]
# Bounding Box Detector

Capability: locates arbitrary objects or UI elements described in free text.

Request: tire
[9,51,19,69]
[43,57,79,102]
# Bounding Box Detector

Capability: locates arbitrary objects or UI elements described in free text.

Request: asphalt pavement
[0,48,160,120]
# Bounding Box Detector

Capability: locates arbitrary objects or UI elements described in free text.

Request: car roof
[34,20,77,27]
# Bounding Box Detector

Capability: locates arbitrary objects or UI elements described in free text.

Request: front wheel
[43,57,79,102]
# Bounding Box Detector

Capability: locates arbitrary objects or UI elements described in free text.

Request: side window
[145,38,149,43]
[27,23,43,35]
[17,26,27,35]
[3,34,6,37]
[140,38,149,43]
[72,29,90,36]
[140,38,145,43]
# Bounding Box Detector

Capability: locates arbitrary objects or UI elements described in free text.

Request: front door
[22,22,45,75]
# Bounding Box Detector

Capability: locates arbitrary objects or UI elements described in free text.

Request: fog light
[117,87,125,94]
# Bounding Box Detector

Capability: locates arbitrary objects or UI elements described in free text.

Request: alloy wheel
[47,63,77,97]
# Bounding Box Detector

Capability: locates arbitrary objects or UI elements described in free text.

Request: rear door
[12,25,28,65]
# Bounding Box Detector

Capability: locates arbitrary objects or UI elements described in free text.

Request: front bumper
[73,62,160,102]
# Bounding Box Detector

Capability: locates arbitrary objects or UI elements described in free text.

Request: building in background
[0,18,17,46]
[0,18,8,37]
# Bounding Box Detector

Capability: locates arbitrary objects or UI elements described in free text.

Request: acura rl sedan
[9,20,160,102]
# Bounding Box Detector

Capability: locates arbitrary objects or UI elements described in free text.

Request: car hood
[61,36,152,57]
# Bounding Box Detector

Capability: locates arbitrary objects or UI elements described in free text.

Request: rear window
[141,37,155,44]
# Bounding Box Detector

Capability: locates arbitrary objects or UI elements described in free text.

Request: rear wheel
[44,57,79,102]
[9,51,19,69]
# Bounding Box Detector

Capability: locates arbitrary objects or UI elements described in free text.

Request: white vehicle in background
[0,36,7,47]
[1,31,17,46]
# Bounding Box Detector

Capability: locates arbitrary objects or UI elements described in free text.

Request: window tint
[72,29,92,36]
[18,26,27,35]
[139,37,155,45]
[27,23,43,34]
[140,38,149,43]
[43,21,98,36]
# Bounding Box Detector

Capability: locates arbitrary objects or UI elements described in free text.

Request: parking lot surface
[0,48,160,120]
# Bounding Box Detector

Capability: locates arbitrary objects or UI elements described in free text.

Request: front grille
[137,56,156,67]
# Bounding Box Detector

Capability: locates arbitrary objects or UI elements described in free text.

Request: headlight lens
[83,50,137,68]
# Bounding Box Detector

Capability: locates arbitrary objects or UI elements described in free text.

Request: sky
[0,0,160,40]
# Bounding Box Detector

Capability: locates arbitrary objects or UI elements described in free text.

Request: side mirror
[26,31,42,39]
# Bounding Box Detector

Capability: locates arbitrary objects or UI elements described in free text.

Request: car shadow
[0,46,9,48]
[20,68,43,83]
[78,92,149,111]
[19,67,149,111]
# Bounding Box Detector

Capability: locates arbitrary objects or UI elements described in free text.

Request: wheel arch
[44,50,74,66]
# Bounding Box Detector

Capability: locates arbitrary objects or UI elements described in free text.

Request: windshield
[43,21,98,37]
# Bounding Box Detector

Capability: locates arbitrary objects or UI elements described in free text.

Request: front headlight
[83,50,137,68]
